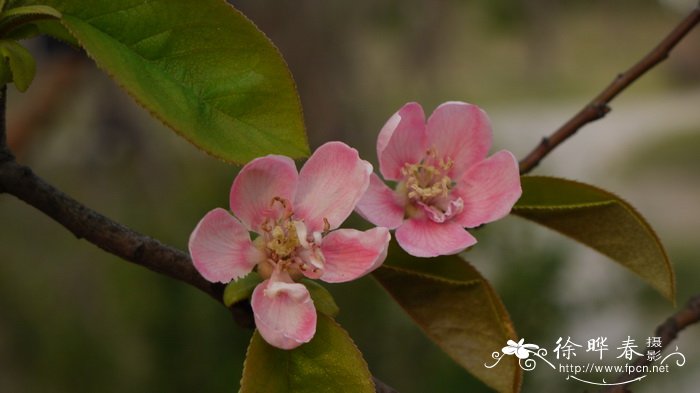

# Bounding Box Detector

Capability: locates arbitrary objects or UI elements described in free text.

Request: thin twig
[519,5,700,175]
[599,295,700,393]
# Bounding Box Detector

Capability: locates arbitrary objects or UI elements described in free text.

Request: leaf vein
[63,16,293,152]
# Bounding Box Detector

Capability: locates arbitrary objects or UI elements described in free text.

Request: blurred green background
[1,0,699,392]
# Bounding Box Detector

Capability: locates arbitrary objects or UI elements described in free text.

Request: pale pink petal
[319,227,391,283]
[418,197,463,223]
[251,277,317,350]
[355,173,405,229]
[230,155,298,231]
[395,218,476,257]
[377,102,428,181]
[454,150,522,228]
[376,110,401,159]
[426,102,492,177]
[188,208,262,283]
[295,142,372,232]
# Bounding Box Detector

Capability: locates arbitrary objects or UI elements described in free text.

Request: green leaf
[0,39,34,91]
[512,176,675,302]
[240,314,375,393]
[23,0,308,163]
[301,279,339,318]
[222,273,340,318]
[0,5,61,37]
[223,271,262,307]
[0,4,60,18]
[372,244,522,393]
[4,18,78,46]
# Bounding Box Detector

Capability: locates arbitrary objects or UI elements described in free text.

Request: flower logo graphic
[502,338,540,359]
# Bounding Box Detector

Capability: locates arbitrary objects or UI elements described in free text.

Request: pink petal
[251,277,317,350]
[395,218,476,257]
[319,227,391,283]
[454,150,522,228]
[377,102,428,181]
[355,173,405,229]
[230,155,298,231]
[295,142,372,232]
[188,208,262,283]
[426,102,492,177]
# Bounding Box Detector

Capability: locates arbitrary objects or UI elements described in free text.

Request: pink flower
[189,142,390,349]
[356,102,521,257]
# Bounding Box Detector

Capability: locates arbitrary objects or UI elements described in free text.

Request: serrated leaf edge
[56,2,309,164]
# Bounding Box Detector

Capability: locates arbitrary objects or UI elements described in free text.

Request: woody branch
[519,4,700,175]
[600,294,700,393]
[0,5,698,393]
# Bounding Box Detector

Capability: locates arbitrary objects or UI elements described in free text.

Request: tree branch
[599,294,700,393]
[0,159,224,300]
[2,6,697,393]
[0,79,219,300]
[519,5,700,175]
[0,86,395,392]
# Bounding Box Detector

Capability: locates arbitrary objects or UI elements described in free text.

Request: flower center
[402,147,454,201]
[266,220,299,258]
[400,148,463,223]
[257,197,326,280]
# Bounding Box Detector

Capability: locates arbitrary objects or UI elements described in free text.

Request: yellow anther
[403,160,453,201]
[260,218,272,232]
[440,157,454,171]
[266,221,300,258]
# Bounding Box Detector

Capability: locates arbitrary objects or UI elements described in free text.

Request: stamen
[257,200,329,281]
[400,147,465,222]
[270,196,288,208]
[261,218,272,232]
[404,160,452,200]
[266,221,300,258]
[440,156,454,170]
[313,231,322,245]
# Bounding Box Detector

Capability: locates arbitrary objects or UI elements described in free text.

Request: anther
[271,196,290,210]
[261,218,272,232]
